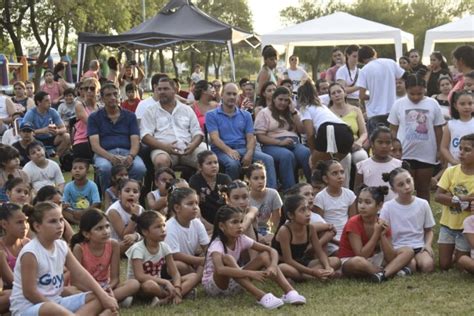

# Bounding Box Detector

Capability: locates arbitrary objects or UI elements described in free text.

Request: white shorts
[203,276,241,297]
[340,252,385,268]
[19,292,87,316]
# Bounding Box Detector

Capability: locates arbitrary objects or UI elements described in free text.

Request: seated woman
[192,80,218,132]
[299,80,354,168]
[254,86,311,190]
[328,83,368,188]
[11,81,34,114]
[254,81,276,118]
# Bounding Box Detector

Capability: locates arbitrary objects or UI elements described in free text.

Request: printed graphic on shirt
[450,184,469,214]
[405,109,429,141]
[75,196,90,209]
[143,257,166,276]
[39,273,64,289]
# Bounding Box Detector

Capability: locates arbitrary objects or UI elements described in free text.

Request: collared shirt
[87,107,139,151]
[140,100,203,143]
[205,105,254,150]
[23,107,63,140]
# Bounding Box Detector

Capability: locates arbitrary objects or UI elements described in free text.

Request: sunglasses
[104,92,119,97]
[81,86,96,91]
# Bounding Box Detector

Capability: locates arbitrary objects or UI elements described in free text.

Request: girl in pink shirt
[71,208,139,308]
[40,70,63,105]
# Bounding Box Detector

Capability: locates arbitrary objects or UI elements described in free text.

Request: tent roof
[422,15,474,64]
[261,12,414,47]
[77,0,257,49]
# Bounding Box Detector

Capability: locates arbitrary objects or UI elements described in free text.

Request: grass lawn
[66,169,473,315]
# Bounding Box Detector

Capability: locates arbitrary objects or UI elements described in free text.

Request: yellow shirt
[341,110,359,140]
[438,165,474,230]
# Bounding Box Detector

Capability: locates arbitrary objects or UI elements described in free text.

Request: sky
[248,0,299,34]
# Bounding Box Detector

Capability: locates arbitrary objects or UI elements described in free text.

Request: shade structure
[76,0,259,82]
[261,12,414,63]
[422,15,474,64]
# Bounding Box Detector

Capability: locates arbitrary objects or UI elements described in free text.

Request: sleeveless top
[0,238,29,271]
[272,224,311,264]
[106,200,144,241]
[341,110,359,139]
[448,118,474,164]
[105,187,119,204]
[80,240,113,287]
[11,97,28,112]
[192,102,206,131]
[73,102,96,145]
[41,82,61,102]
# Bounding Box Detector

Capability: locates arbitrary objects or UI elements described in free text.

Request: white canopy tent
[261,12,414,64]
[422,15,474,65]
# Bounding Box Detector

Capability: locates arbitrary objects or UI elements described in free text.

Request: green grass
[114,197,474,315]
[65,170,471,314]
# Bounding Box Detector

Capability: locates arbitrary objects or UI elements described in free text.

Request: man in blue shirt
[22,91,70,157]
[88,83,146,191]
[206,83,277,188]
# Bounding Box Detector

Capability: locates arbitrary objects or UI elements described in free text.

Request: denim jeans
[262,139,311,190]
[94,148,146,191]
[215,147,277,189]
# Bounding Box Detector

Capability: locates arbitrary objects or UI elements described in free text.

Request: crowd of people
[0,43,472,315]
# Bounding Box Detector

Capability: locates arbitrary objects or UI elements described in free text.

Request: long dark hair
[297,80,320,112]
[275,194,306,234]
[451,90,474,120]
[258,81,276,107]
[430,52,449,70]
[70,208,108,249]
[269,86,294,130]
[208,205,242,255]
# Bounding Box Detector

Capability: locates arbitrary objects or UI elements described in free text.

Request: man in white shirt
[135,73,168,125]
[356,45,405,135]
[141,77,205,169]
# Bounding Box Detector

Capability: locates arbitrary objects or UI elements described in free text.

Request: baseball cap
[20,121,34,132]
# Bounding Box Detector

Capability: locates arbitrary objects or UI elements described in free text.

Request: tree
[0,0,29,60]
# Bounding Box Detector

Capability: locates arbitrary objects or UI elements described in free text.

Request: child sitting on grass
[62,158,101,225]
[23,142,65,192]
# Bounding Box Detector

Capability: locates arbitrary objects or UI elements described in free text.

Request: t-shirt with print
[284,68,306,92]
[189,173,232,224]
[447,118,474,165]
[10,239,68,315]
[250,188,282,234]
[126,240,171,279]
[165,217,209,255]
[23,159,65,192]
[62,179,101,210]
[338,214,391,258]
[202,235,254,285]
[388,96,445,164]
[438,165,474,230]
[356,157,402,201]
[314,188,356,241]
[380,197,435,249]
[463,215,474,258]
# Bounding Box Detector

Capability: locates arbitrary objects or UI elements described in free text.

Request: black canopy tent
[76,0,259,81]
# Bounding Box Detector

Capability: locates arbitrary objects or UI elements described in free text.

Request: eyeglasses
[81,86,96,91]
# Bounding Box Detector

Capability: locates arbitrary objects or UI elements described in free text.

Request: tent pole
[227,41,236,82]
[77,43,87,82]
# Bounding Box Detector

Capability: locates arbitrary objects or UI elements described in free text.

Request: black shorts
[315,122,354,155]
[37,136,55,147]
[404,159,436,170]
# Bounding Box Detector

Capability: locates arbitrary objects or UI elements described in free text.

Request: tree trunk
[190,51,197,73]
[311,49,321,81]
[204,51,211,80]
[214,47,224,79]
[148,51,155,75]
[158,49,165,73]
[171,47,179,78]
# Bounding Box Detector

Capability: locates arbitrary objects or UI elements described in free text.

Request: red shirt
[338,215,391,258]
[121,98,140,113]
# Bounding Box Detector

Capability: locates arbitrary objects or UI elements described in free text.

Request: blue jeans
[94,148,146,191]
[215,147,277,189]
[262,140,311,190]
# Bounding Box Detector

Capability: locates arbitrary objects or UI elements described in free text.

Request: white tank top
[106,200,143,241]
[10,239,68,315]
[448,118,474,163]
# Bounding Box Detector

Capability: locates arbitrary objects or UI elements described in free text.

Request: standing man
[88,83,146,191]
[206,83,277,189]
[141,78,205,169]
[356,45,405,135]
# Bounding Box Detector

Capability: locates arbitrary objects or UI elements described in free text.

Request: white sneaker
[281,290,306,305]
[149,296,161,307]
[257,293,284,310]
[120,296,133,308]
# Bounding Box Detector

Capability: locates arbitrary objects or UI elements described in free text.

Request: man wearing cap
[12,121,44,167]
[22,91,71,157]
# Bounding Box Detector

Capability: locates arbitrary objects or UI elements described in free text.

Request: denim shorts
[438,225,471,252]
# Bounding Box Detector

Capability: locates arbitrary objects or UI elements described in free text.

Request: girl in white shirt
[10,202,118,315]
[440,91,474,166]
[388,73,445,202]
